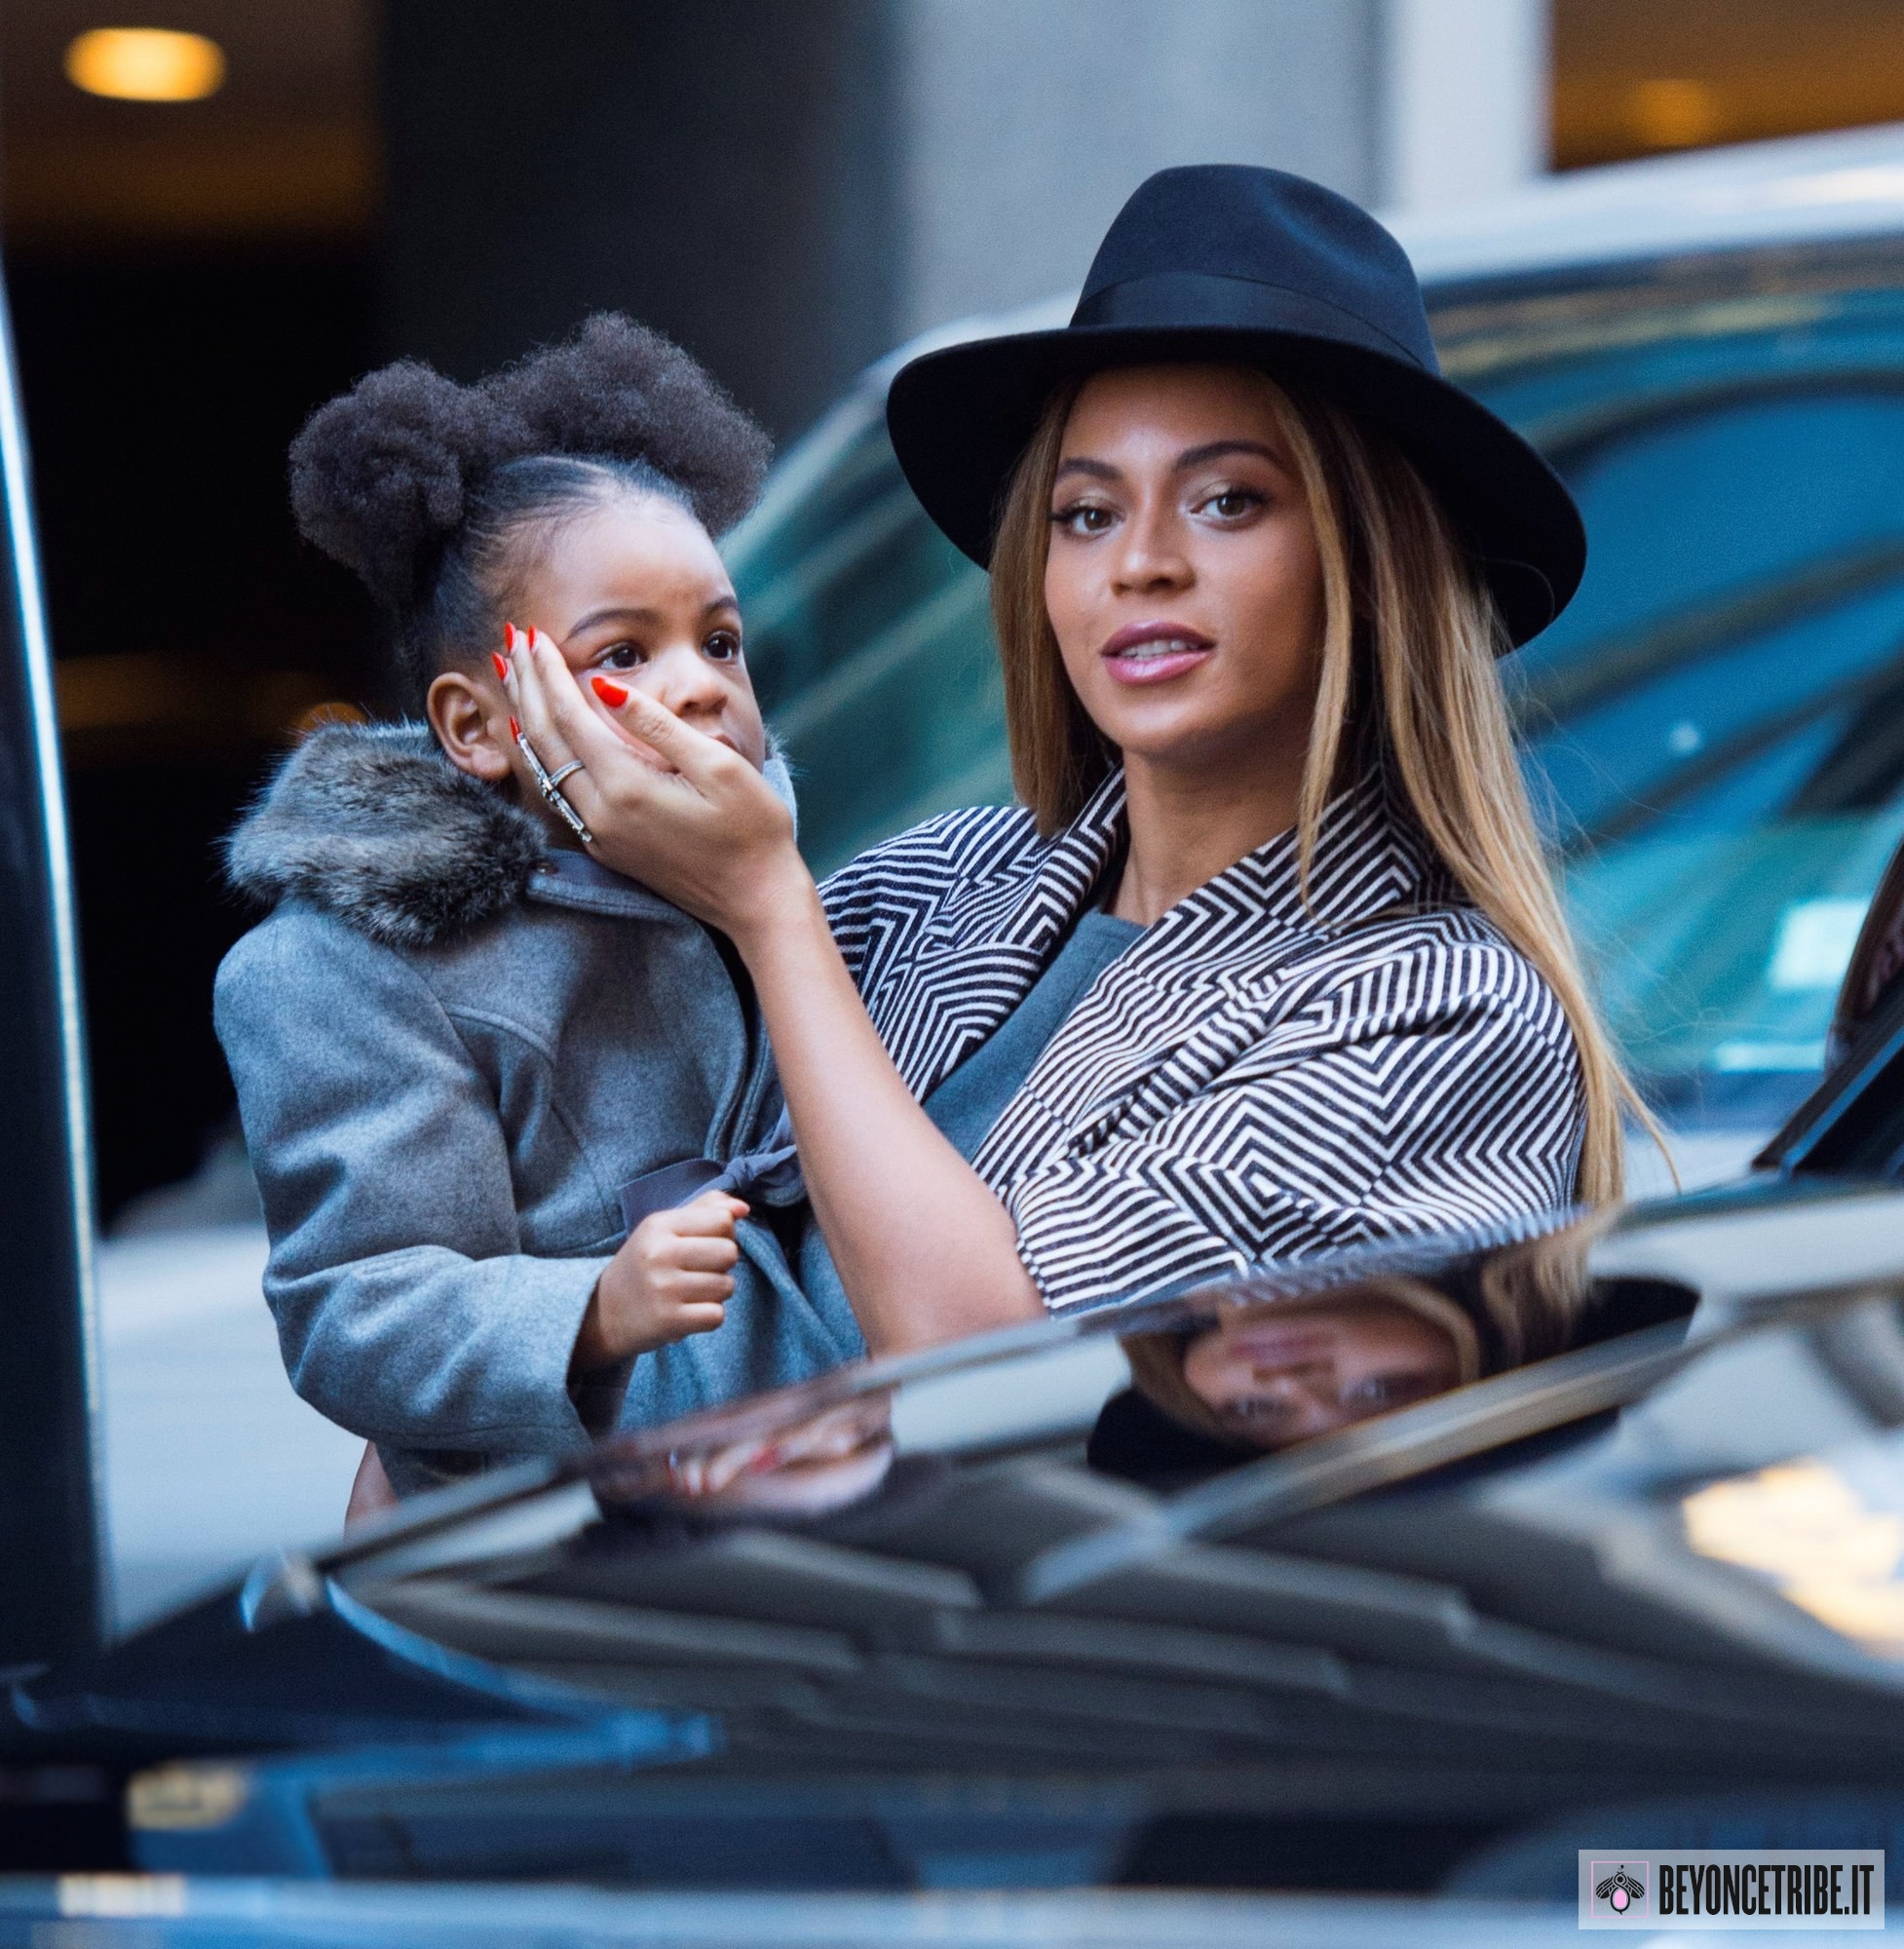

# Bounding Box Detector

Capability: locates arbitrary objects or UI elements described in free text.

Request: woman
[502,165,1644,1357]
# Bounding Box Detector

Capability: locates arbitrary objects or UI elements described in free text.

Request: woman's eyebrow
[1176,438,1284,471]
[1053,439,1287,487]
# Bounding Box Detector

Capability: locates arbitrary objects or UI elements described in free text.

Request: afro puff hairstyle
[288,314,772,704]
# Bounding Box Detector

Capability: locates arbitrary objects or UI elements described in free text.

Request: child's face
[514,493,767,769]
[429,490,767,835]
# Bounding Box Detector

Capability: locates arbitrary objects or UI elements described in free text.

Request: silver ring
[514,727,593,846]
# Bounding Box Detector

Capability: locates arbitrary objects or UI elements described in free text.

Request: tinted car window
[730,242,1904,1146]
[729,418,1007,863]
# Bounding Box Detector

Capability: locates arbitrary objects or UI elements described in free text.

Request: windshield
[729,239,1904,1149]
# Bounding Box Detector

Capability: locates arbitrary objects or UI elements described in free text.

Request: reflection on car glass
[1095,1215,1662,1476]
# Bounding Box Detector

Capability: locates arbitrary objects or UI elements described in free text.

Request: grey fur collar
[225,722,550,947]
[226,718,800,948]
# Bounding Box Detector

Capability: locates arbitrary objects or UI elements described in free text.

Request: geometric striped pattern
[822,769,1585,1309]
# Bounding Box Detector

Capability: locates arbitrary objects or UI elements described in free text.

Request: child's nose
[649,645,727,717]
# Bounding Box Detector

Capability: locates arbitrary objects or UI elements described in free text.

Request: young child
[214,316,861,1503]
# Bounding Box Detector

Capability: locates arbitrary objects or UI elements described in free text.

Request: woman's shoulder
[1309,898,1573,1033]
[819,802,1043,908]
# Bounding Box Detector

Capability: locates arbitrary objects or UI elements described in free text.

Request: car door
[1757,815,1904,1175]
[0,271,106,1666]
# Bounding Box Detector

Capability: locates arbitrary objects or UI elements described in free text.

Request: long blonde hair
[989,371,1652,1205]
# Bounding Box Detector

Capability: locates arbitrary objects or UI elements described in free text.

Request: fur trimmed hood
[226,719,801,948]
[225,721,549,947]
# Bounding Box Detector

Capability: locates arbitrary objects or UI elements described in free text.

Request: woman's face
[1180,1299,1462,1448]
[1042,363,1326,781]
[513,491,767,771]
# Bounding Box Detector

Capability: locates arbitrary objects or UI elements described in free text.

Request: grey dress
[214,721,862,1497]
[798,906,1144,1318]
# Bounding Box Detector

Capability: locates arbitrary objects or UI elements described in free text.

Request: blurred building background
[6,0,1904,1223]
[11,0,1904,1624]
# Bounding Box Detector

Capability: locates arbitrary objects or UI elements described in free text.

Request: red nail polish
[509,715,521,739]
[491,651,510,682]
[503,624,515,652]
[592,675,629,707]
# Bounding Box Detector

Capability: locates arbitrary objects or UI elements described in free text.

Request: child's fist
[573,1189,745,1374]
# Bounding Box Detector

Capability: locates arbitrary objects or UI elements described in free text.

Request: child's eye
[597,642,646,670]
[1049,501,1116,537]
[704,630,743,663]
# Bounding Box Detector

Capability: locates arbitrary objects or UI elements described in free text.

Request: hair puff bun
[481,314,771,537]
[288,315,771,616]
[288,361,518,612]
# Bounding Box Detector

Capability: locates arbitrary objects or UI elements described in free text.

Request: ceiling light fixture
[64,27,226,103]
[1627,78,1723,151]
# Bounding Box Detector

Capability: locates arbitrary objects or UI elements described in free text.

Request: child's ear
[427,669,514,783]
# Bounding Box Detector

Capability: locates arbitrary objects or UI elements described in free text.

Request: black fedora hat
[886,164,1585,650]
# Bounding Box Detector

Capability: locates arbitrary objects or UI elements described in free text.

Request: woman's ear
[427,669,514,783]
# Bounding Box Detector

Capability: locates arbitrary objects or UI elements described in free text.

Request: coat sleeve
[1001,941,1586,1310]
[213,908,605,1453]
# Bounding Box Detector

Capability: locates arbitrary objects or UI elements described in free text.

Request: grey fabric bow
[615,1108,804,1234]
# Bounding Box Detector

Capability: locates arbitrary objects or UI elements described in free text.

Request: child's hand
[573,1190,745,1375]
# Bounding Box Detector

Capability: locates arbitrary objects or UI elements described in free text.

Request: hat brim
[885,323,1585,650]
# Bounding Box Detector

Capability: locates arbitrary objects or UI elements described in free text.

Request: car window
[730,243,1904,1157]
[1466,252,1904,1135]
[728,407,1006,869]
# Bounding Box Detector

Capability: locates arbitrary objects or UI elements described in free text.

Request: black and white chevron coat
[819,769,1585,1311]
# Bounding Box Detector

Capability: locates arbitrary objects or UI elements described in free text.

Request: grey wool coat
[214,720,862,1497]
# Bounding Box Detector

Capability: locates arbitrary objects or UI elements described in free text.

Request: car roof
[733,122,1904,543]
[870,124,1904,374]
[1393,118,1904,287]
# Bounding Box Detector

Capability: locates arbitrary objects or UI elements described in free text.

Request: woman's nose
[1110,501,1192,592]
[1249,1362,1334,1417]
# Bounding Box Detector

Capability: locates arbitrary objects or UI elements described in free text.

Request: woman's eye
[1341,1373,1429,1411]
[1050,501,1116,536]
[1200,486,1265,520]
[597,642,646,670]
[704,631,743,663]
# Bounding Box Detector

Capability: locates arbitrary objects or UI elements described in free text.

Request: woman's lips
[1099,622,1215,686]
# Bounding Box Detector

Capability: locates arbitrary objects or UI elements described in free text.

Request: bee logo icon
[1595,1866,1647,1914]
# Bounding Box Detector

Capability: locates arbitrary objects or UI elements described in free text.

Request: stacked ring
[514,727,592,844]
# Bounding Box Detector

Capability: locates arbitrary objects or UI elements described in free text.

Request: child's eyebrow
[568,595,740,634]
[568,603,663,633]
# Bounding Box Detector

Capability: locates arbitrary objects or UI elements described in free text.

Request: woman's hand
[512,627,1044,1356]
[503,627,808,942]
